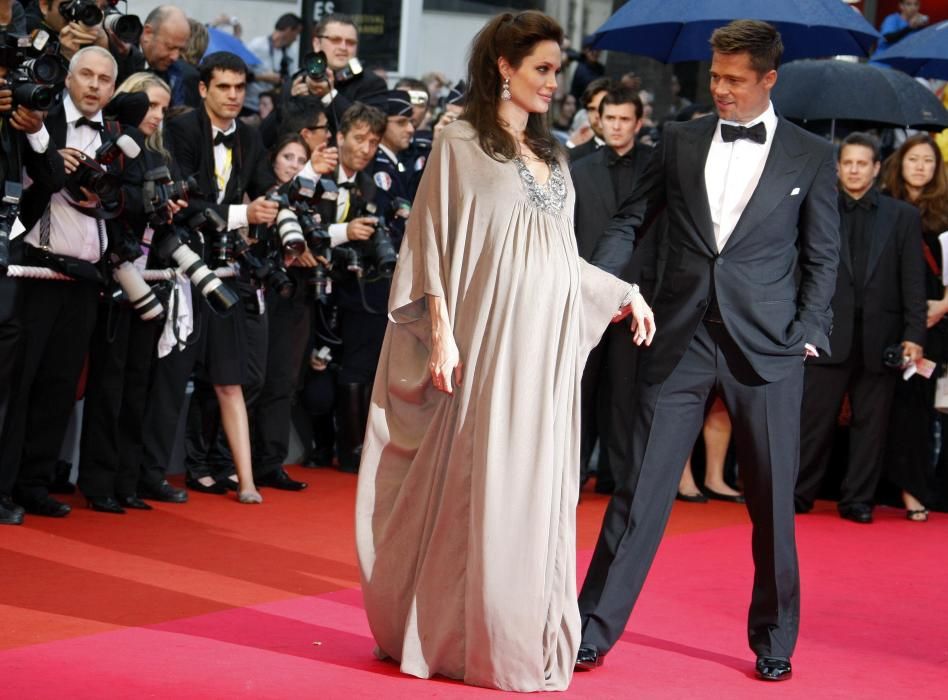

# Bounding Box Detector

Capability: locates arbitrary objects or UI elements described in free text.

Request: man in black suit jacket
[573,86,651,492]
[577,22,839,682]
[567,77,612,163]
[796,133,926,523]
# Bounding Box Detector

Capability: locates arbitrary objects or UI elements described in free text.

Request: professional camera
[347,197,400,278]
[0,32,67,112]
[233,236,295,299]
[59,0,104,27]
[0,180,22,274]
[142,167,238,316]
[266,179,308,257]
[882,343,910,370]
[65,134,141,215]
[300,50,328,81]
[108,225,164,321]
[104,8,143,44]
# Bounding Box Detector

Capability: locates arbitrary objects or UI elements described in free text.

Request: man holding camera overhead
[3,45,117,518]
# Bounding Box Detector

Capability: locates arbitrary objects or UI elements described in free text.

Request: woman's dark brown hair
[882,133,948,234]
[462,11,564,163]
[269,133,312,169]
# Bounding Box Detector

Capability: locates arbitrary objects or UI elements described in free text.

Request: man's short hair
[199,52,249,86]
[275,13,302,32]
[598,86,644,121]
[315,13,357,37]
[69,45,118,80]
[709,20,783,75]
[338,102,386,137]
[581,77,613,110]
[281,96,328,135]
[840,132,882,163]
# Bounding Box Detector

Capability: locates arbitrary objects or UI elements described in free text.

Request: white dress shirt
[25,95,105,262]
[211,121,250,231]
[328,167,359,248]
[704,101,778,252]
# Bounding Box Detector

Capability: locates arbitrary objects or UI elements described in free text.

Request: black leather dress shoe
[575,646,605,671]
[257,468,308,491]
[755,656,792,681]
[119,496,153,511]
[87,496,126,514]
[0,497,24,525]
[186,477,228,495]
[676,491,709,503]
[703,487,746,503]
[139,480,189,503]
[839,504,873,524]
[23,496,71,518]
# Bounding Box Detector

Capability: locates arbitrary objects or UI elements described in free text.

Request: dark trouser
[252,273,311,477]
[185,288,267,480]
[0,276,23,497]
[580,336,610,484]
[579,321,804,659]
[77,303,162,499]
[7,280,99,505]
[600,320,645,488]
[796,334,897,512]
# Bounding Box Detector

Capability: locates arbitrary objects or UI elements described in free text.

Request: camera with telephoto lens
[65,134,141,214]
[103,1,142,43]
[142,167,238,316]
[0,180,22,274]
[0,32,67,113]
[882,344,910,370]
[107,223,164,321]
[59,0,104,27]
[345,197,399,279]
[265,181,307,258]
[232,235,295,299]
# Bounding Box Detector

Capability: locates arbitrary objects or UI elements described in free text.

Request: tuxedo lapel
[677,117,716,254]
[863,196,895,283]
[47,104,67,148]
[721,119,809,253]
[837,205,853,278]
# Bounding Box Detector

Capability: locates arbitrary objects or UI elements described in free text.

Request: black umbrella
[772,59,948,132]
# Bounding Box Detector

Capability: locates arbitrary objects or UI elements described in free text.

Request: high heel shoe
[238,490,263,504]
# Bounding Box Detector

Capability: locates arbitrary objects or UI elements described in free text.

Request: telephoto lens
[159,232,239,316]
[275,208,306,257]
[103,12,143,43]
[112,261,165,321]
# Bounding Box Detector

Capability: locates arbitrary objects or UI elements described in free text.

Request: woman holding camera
[77,72,186,512]
[882,134,948,521]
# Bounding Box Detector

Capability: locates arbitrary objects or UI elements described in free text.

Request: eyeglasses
[317,35,358,47]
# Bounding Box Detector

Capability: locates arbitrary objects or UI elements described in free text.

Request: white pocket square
[790,187,800,196]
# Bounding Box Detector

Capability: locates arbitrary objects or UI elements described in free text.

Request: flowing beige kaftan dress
[355,120,632,692]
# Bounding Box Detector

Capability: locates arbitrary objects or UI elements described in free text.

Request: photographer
[139,51,276,505]
[280,96,338,179]
[28,0,109,60]
[326,102,388,472]
[2,45,116,518]
[118,6,198,108]
[0,37,65,525]
[76,73,180,513]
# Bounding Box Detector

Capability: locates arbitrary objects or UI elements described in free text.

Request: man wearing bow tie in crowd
[3,46,119,518]
[577,21,839,682]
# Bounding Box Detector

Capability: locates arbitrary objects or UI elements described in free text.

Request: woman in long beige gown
[355,11,655,692]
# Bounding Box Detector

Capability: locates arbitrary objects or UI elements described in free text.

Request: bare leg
[702,397,741,496]
[214,384,262,503]
[902,490,928,521]
[678,458,702,497]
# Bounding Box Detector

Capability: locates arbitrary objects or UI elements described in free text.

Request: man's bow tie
[721,122,766,145]
[214,130,237,148]
[75,117,104,132]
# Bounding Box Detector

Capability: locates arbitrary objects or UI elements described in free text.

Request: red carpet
[1,468,945,698]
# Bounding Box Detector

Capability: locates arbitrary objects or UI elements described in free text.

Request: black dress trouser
[579,320,804,659]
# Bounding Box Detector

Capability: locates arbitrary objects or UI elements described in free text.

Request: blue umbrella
[591,0,881,63]
[873,20,948,79]
[203,26,261,67]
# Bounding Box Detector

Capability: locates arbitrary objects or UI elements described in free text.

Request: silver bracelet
[620,284,640,308]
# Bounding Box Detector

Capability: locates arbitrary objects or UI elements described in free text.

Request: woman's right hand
[926,298,948,328]
[429,331,463,395]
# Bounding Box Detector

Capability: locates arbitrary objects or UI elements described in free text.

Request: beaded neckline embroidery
[514,158,567,213]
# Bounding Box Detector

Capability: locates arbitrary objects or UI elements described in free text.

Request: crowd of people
[0,0,945,538]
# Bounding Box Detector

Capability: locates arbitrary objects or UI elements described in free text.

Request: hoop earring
[501,77,511,101]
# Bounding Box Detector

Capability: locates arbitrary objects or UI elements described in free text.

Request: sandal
[906,508,929,522]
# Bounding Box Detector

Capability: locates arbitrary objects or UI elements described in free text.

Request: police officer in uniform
[394,78,431,201]
[372,90,415,238]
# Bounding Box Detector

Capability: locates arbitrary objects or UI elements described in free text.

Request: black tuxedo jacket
[572,144,652,285]
[164,106,274,224]
[810,193,926,372]
[591,114,840,384]
[568,138,600,163]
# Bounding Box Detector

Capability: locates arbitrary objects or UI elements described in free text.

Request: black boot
[336,383,368,473]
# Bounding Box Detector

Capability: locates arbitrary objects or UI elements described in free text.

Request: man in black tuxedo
[137,51,286,503]
[0,58,66,524]
[573,86,651,492]
[568,77,612,163]
[577,21,839,682]
[796,133,926,523]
